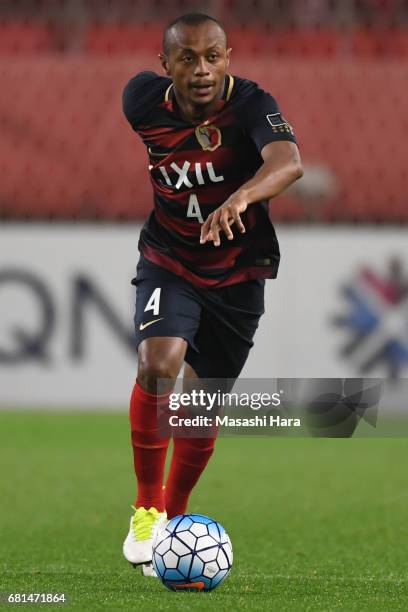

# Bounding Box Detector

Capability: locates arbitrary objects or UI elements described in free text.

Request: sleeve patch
[266,113,294,135]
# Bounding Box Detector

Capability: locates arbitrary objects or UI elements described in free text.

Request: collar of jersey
[163,74,234,123]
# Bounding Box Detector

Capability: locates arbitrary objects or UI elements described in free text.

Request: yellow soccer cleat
[123,506,167,569]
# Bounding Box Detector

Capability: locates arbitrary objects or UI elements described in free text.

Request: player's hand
[200,192,248,247]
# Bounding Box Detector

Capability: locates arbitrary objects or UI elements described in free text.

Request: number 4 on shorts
[144,288,161,316]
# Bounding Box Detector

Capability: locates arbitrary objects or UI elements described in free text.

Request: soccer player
[122,13,303,575]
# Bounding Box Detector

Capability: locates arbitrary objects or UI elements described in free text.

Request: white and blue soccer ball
[152,514,233,591]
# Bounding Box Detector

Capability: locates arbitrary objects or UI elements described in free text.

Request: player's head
[160,13,231,108]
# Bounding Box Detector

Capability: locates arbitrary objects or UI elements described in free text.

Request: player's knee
[137,355,180,393]
[137,337,186,392]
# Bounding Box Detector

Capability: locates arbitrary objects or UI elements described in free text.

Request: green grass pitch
[1,411,407,611]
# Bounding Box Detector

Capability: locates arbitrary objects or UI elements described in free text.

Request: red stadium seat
[84,23,164,55]
[1,20,407,60]
[0,22,53,54]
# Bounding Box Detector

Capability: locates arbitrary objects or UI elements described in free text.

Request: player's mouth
[190,82,215,97]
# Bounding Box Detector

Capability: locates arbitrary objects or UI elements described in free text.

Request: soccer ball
[152,513,233,591]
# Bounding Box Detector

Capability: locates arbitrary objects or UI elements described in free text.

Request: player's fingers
[200,214,213,243]
[207,229,215,242]
[210,215,221,247]
[200,224,209,243]
[232,208,246,233]
[220,208,234,240]
[211,225,221,247]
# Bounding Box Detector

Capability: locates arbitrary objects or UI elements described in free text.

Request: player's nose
[194,57,210,76]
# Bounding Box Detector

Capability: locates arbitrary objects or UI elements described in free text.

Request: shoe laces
[130,505,161,541]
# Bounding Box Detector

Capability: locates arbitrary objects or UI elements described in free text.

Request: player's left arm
[200,140,303,246]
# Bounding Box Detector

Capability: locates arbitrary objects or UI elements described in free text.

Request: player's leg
[164,362,217,518]
[124,335,187,567]
[131,336,187,510]
[128,256,201,508]
[124,257,202,568]
[163,278,266,518]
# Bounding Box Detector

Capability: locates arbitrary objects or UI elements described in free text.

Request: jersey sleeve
[242,87,297,153]
[122,71,167,131]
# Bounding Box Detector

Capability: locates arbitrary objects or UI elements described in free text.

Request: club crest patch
[266,113,294,135]
[195,124,222,151]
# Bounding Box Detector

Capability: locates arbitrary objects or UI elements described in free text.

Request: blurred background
[1,0,407,406]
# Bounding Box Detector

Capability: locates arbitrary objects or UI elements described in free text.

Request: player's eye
[207,54,218,62]
[182,56,193,63]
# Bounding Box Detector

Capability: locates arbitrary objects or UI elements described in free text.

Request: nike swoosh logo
[171,581,205,591]
[139,317,164,331]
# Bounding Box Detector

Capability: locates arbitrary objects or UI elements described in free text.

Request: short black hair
[162,13,227,55]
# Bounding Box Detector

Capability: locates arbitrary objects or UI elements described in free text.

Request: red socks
[129,381,171,512]
[129,381,217,517]
[165,437,216,519]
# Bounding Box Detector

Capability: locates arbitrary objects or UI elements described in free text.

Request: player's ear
[226,47,232,67]
[159,53,171,76]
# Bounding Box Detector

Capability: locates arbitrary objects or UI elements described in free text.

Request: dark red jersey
[123,71,297,288]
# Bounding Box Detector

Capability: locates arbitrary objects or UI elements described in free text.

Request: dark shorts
[132,256,265,379]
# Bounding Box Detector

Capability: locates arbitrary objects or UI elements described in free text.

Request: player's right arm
[200,83,302,246]
[200,141,302,245]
